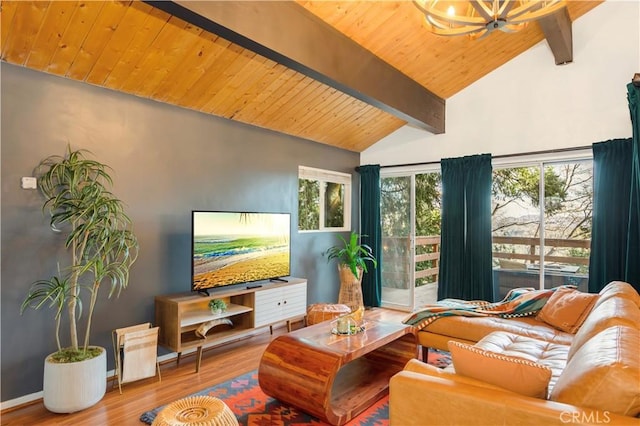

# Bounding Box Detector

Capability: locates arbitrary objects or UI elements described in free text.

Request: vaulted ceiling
[1,1,602,152]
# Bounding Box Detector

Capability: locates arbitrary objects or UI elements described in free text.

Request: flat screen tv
[191,211,291,292]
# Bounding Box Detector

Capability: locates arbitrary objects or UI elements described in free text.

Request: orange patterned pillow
[537,287,599,333]
[448,341,552,398]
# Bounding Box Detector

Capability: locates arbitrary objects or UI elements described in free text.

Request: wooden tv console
[155,277,307,372]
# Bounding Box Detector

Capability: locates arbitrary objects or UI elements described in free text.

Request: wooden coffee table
[258,308,417,425]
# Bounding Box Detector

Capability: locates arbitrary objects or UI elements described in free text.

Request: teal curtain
[588,139,632,292]
[626,82,640,291]
[589,82,640,293]
[439,158,466,299]
[358,164,382,307]
[438,154,493,301]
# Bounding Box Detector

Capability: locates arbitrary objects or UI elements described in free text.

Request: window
[298,166,351,232]
[492,159,593,299]
[378,151,593,309]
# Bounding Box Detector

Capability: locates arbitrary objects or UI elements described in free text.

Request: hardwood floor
[1,325,293,426]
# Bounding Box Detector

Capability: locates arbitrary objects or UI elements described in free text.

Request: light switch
[21,177,37,189]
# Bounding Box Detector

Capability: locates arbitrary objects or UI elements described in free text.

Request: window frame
[380,166,442,310]
[491,152,593,292]
[378,150,593,308]
[298,166,352,233]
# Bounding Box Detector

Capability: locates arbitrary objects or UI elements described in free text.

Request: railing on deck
[492,236,590,266]
[382,235,590,288]
[415,236,440,282]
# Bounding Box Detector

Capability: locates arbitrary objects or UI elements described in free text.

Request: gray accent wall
[1,62,360,402]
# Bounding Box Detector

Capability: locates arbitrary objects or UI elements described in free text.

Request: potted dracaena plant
[21,146,138,413]
[325,231,377,323]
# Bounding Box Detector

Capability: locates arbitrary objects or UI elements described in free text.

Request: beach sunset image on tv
[192,212,290,291]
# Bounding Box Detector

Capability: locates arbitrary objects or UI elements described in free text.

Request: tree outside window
[492,160,593,296]
[299,179,319,230]
[298,166,351,232]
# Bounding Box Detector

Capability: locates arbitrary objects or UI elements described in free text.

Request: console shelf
[155,278,307,372]
[180,303,253,328]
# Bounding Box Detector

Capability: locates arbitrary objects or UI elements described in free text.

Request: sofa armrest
[389,369,634,426]
[403,359,506,391]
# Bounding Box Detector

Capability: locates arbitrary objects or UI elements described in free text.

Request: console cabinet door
[254,287,283,327]
[281,282,307,319]
[254,282,307,328]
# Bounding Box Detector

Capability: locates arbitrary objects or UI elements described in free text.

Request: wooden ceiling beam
[539,7,573,66]
[144,1,445,134]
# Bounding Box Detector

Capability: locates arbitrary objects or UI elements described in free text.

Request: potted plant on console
[21,147,139,413]
[209,298,227,315]
[325,231,377,323]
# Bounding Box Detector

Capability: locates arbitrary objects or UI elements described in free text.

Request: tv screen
[192,211,291,292]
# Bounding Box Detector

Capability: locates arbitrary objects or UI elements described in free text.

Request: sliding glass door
[380,170,441,310]
[542,161,592,291]
[491,164,543,299]
[378,155,591,307]
[380,175,414,309]
[492,159,592,299]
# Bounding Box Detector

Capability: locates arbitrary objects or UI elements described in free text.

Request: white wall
[362,0,640,166]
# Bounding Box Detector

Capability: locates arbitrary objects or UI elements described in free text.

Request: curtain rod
[379,144,593,169]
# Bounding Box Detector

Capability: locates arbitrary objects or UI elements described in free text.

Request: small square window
[298,166,351,232]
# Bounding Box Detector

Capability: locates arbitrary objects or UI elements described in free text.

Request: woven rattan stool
[306,303,351,325]
[152,395,238,426]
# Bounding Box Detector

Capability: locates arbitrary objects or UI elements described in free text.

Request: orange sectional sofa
[389,281,640,425]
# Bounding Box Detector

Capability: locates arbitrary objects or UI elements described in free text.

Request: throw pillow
[536,287,599,334]
[448,341,552,398]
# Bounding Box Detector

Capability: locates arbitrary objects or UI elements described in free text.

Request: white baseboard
[0,351,183,411]
[0,322,287,412]
[0,391,44,412]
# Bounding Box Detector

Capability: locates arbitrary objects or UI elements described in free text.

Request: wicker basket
[152,395,238,426]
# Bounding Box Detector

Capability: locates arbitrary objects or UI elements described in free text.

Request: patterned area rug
[140,350,451,425]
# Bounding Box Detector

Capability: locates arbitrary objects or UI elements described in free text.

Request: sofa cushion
[474,331,569,394]
[421,315,574,346]
[536,287,598,333]
[595,281,640,309]
[550,325,640,417]
[567,296,640,360]
[448,340,552,398]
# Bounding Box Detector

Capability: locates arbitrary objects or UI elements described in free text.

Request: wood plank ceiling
[1,1,601,152]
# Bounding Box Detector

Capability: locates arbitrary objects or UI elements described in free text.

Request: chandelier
[413,0,567,39]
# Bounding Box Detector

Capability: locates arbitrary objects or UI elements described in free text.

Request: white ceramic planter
[43,346,107,413]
